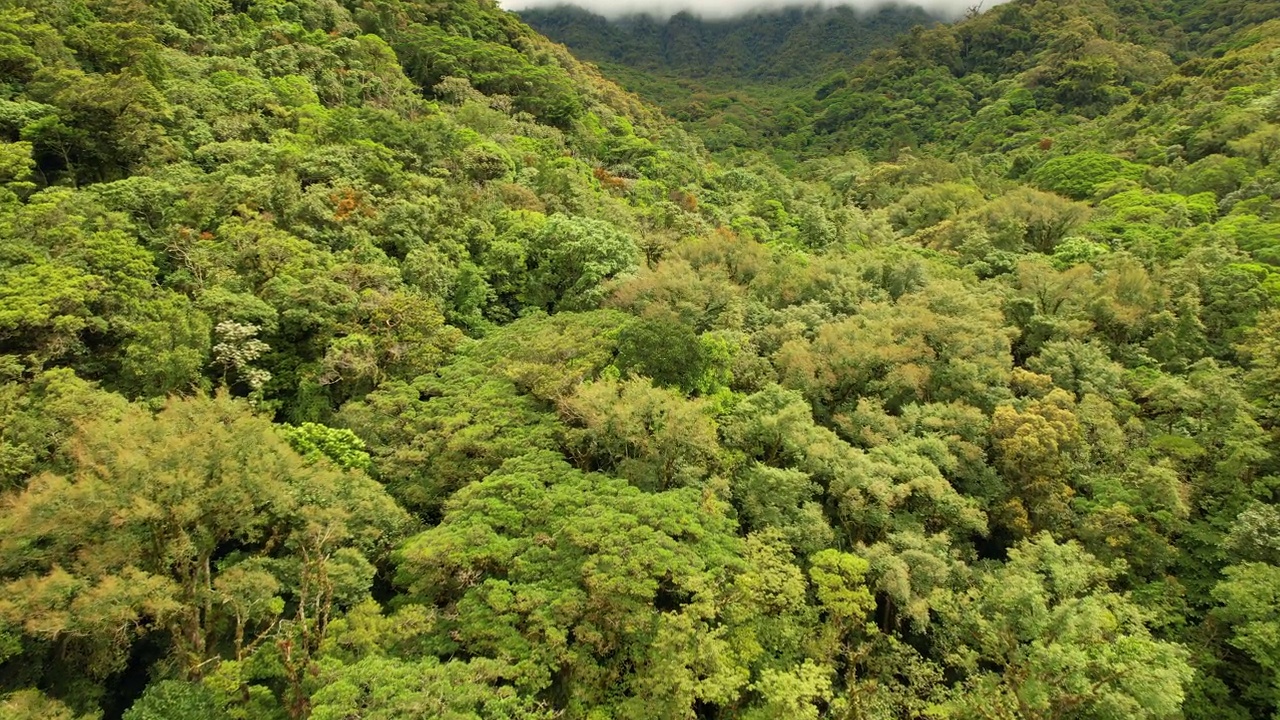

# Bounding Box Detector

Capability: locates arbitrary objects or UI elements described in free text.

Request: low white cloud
[500,0,1004,20]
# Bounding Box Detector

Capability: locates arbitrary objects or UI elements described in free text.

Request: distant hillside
[765,0,1280,157]
[517,4,939,82]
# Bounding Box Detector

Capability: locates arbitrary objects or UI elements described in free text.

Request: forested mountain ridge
[0,0,1279,719]
[779,0,1280,157]
[516,4,939,82]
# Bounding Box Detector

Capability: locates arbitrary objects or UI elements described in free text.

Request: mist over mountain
[501,0,1002,20]
[516,2,938,81]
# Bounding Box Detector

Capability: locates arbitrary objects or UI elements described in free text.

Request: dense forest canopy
[0,0,1278,718]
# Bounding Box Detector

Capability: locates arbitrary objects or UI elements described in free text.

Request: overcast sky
[499,0,1004,20]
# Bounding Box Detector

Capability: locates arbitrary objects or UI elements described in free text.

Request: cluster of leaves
[0,0,1278,718]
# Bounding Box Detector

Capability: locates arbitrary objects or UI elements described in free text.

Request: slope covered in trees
[0,0,1278,718]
